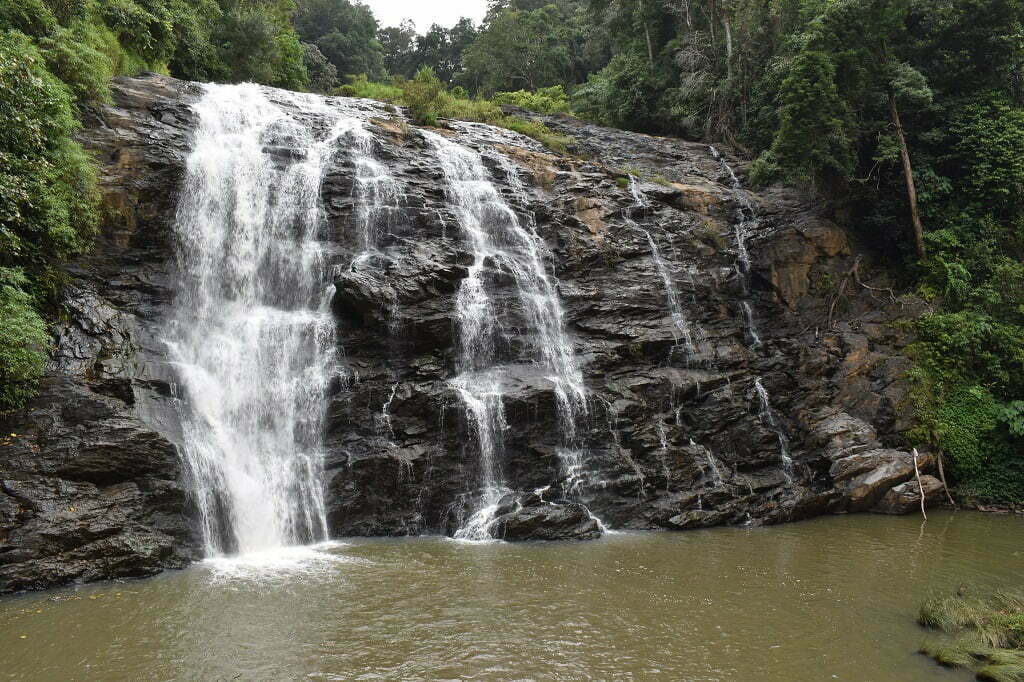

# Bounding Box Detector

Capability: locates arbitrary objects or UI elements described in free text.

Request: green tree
[294,0,384,78]
[463,5,572,93]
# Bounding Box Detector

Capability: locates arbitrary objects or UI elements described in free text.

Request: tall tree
[294,0,384,78]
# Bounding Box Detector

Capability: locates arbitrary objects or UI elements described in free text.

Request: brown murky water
[1,511,1021,681]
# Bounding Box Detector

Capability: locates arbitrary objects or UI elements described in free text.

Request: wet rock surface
[875,475,945,515]
[0,74,201,593]
[490,493,603,541]
[2,74,938,591]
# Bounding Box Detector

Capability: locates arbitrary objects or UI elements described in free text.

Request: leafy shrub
[403,66,445,126]
[0,269,50,409]
[493,85,571,114]
[0,30,98,409]
[336,74,404,102]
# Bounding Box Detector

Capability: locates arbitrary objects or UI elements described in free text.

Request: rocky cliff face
[0,74,929,593]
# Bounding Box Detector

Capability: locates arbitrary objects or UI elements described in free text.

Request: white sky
[359,0,488,31]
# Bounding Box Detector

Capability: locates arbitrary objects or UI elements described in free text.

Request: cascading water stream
[165,84,349,556]
[754,378,795,481]
[710,146,762,346]
[710,145,754,273]
[424,131,588,539]
[709,146,796,483]
[626,176,703,363]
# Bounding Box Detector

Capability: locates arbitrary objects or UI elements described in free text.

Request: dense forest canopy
[2,0,1023,502]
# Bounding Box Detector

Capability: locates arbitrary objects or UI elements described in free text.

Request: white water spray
[165,84,352,555]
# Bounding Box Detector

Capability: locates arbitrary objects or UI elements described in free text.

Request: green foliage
[403,66,446,126]
[38,22,119,103]
[462,5,571,94]
[212,0,309,88]
[767,50,852,188]
[493,85,571,114]
[501,115,573,153]
[0,29,98,409]
[294,0,384,80]
[998,402,1024,438]
[0,268,50,409]
[572,52,667,131]
[335,69,573,152]
[0,0,57,35]
[302,42,337,93]
[336,74,403,102]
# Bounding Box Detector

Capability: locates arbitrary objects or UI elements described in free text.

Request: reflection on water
[1,512,1020,680]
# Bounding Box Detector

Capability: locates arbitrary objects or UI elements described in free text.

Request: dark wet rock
[831,449,935,512]
[490,493,602,541]
[0,74,200,594]
[874,475,945,515]
[2,74,929,589]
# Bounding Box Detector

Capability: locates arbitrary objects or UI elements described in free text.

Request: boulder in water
[873,475,945,515]
[489,493,603,541]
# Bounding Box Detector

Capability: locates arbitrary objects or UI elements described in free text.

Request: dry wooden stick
[913,448,929,518]
[851,257,899,304]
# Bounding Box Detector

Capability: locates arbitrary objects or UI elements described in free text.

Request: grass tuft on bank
[918,589,1024,681]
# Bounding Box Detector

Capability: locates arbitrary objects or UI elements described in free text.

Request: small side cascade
[709,145,754,272]
[349,125,404,259]
[424,131,592,540]
[598,396,647,499]
[741,301,762,347]
[379,383,399,441]
[754,378,795,481]
[626,176,705,364]
[690,439,724,487]
[710,146,763,348]
[344,121,405,330]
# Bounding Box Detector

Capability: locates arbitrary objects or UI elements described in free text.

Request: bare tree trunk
[723,16,733,81]
[639,0,655,65]
[889,93,926,259]
[937,451,957,508]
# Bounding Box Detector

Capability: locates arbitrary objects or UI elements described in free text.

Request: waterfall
[741,301,762,347]
[709,147,795,483]
[626,177,703,363]
[165,84,348,555]
[709,146,753,272]
[754,378,795,481]
[424,131,587,539]
[348,123,403,264]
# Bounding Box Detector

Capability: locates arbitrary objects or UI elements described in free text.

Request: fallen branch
[912,448,927,520]
[851,256,899,305]
[827,266,854,329]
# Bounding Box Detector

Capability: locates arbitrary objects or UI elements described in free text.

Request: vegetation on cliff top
[2,0,1023,504]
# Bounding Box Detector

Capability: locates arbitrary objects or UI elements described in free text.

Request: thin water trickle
[754,378,795,481]
[165,84,353,555]
[710,145,754,273]
[741,300,762,347]
[626,177,703,363]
